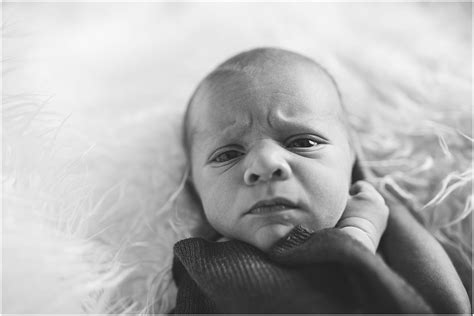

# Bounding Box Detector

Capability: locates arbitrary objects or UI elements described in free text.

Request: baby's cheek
[303,169,351,229]
[327,180,351,223]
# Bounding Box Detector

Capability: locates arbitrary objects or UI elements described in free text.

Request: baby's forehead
[192,61,343,123]
[184,50,349,151]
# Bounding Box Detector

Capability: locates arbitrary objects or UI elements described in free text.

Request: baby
[172,48,471,313]
[184,47,387,253]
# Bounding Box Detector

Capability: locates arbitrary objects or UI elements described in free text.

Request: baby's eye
[286,138,319,148]
[212,150,243,163]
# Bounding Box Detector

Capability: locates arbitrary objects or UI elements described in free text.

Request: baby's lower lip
[249,204,294,215]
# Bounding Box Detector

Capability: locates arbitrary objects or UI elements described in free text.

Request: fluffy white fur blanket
[3,2,471,314]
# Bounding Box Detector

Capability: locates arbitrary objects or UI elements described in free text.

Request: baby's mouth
[248,197,298,215]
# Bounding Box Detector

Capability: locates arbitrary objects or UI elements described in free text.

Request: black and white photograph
[2,1,472,314]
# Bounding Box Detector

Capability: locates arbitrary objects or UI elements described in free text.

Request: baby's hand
[336,181,389,254]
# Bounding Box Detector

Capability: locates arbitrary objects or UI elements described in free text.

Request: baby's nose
[243,141,291,185]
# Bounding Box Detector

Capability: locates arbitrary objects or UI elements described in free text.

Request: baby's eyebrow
[268,110,339,134]
[203,123,250,149]
[268,116,318,131]
[194,109,342,157]
[192,123,242,148]
[204,117,332,149]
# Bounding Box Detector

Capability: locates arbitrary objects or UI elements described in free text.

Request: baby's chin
[252,223,296,252]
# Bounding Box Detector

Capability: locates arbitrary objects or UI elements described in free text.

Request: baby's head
[184,48,356,251]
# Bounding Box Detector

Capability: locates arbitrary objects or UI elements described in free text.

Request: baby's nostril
[250,174,259,183]
[274,169,282,177]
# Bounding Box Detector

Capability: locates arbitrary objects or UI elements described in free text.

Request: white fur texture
[3,3,471,314]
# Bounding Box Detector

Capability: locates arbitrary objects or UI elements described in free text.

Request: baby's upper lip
[248,197,299,213]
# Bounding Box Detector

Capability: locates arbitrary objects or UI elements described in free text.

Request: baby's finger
[349,180,367,194]
[350,180,385,203]
[350,180,376,195]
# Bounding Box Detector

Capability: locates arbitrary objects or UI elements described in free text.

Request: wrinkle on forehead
[266,103,337,131]
[201,65,341,111]
[185,52,348,156]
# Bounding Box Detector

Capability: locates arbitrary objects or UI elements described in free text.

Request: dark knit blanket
[172,209,471,313]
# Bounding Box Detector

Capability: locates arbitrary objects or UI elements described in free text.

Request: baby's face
[188,63,354,251]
